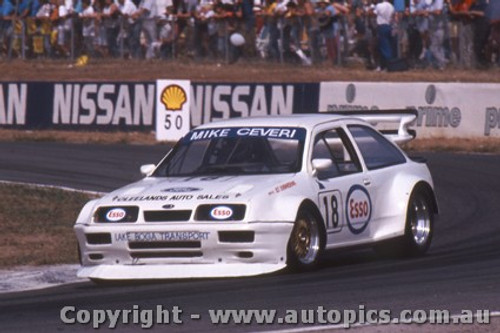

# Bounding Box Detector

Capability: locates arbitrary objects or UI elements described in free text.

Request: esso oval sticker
[106,208,127,222]
[210,206,233,220]
[346,185,372,234]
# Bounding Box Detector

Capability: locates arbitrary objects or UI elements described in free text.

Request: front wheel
[287,209,324,271]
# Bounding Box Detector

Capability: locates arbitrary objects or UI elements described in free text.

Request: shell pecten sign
[156,80,191,141]
[161,84,187,111]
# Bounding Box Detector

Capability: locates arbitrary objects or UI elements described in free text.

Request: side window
[348,125,406,170]
[312,128,362,179]
[324,129,362,175]
[312,137,339,179]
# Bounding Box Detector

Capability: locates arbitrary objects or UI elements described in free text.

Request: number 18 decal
[319,191,343,232]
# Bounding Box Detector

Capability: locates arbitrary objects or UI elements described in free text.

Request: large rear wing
[322,109,418,145]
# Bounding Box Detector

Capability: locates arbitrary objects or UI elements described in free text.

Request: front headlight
[195,204,246,221]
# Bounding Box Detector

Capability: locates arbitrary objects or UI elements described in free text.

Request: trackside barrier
[0,81,499,139]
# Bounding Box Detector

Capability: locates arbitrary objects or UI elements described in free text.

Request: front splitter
[77,263,286,280]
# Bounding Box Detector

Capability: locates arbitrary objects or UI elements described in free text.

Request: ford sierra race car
[74,109,438,280]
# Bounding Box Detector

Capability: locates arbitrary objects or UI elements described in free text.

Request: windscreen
[153,127,306,177]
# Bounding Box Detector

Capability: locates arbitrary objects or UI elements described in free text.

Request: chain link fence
[0,4,497,69]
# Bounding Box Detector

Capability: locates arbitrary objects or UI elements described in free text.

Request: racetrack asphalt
[0,142,499,332]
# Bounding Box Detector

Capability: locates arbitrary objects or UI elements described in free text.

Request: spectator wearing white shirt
[102,0,119,57]
[412,0,431,61]
[117,0,137,24]
[158,5,176,59]
[427,0,447,69]
[131,0,158,59]
[117,0,137,57]
[56,0,72,56]
[372,0,395,70]
[34,0,55,57]
[79,0,96,56]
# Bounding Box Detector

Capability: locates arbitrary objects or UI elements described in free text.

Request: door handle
[363,178,371,186]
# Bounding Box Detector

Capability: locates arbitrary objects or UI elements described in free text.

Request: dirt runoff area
[1,59,500,83]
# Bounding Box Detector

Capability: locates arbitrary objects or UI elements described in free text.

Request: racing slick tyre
[403,190,434,256]
[287,209,325,271]
[375,190,434,258]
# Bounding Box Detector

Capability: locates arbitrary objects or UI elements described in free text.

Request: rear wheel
[374,190,434,257]
[287,209,324,271]
[404,190,434,256]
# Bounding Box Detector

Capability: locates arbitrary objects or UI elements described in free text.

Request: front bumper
[74,221,293,280]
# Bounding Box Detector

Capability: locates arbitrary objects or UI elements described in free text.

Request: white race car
[75,110,438,280]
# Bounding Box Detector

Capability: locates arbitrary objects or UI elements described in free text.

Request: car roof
[194,114,353,130]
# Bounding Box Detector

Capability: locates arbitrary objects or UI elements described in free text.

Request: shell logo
[161,84,187,111]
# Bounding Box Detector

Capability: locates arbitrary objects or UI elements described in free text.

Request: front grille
[129,240,202,258]
[144,210,192,222]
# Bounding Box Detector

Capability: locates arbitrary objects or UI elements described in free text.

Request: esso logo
[210,206,233,220]
[346,185,372,234]
[350,199,369,219]
[106,208,127,222]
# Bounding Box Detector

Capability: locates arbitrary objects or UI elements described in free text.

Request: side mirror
[312,158,333,171]
[140,164,156,177]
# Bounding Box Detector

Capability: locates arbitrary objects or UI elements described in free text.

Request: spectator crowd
[0,0,499,69]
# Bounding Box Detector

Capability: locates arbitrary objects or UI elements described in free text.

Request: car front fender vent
[86,233,112,245]
[218,231,255,243]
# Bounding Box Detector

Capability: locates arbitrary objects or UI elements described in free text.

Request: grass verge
[0,183,97,267]
[0,129,159,145]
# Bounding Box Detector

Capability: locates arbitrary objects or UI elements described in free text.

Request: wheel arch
[411,181,439,215]
[75,198,100,224]
[374,180,437,258]
[296,199,327,247]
